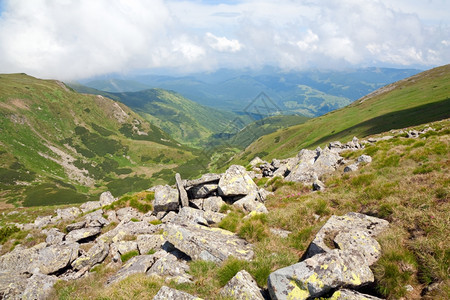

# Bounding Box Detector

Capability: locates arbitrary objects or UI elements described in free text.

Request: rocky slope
[2,120,447,299]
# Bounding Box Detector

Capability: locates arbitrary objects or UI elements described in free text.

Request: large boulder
[233,193,268,214]
[99,191,116,206]
[164,223,254,262]
[0,243,45,274]
[333,230,382,266]
[147,251,192,284]
[187,183,218,199]
[107,254,157,285]
[0,272,28,299]
[22,273,58,300]
[176,173,189,208]
[153,185,179,213]
[184,173,221,187]
[175,207,225,225]
[267,249,374,300]
[153,286,203,300]
[116,207,143,222]
[201,196,226,212]
[80,201,101,213]
[44,228,65,245]
[137,234,165,255]
[55,207,81,221]
[72,241,109,271]
[306,212,389,259]
[37,242,80,274]
[220,270,265,300]
[99,221,163,243]
[218,165,258,197]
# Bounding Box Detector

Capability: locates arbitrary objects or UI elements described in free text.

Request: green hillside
[233,64,450,163]
[0,74,197,207]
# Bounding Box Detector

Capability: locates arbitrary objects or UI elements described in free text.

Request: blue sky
[0,0,449,80]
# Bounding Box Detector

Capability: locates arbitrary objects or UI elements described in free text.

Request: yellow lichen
[350,272,361,285]
[287,280,310,300]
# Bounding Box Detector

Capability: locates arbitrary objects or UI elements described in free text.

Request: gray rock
[312,179,326,191]
[184,173,221,187]
[270,228,291,238]
[267,249,374,300]
[56,207,81,221]
[116,207,143,222]
[99,191,116,206]
[220,270,265,300]
[153,286,202,300]
[107,254,157,285]
[164,223,254,262]
[249,156,266,167]
[0,243,44,274]
[72,241,109,271]
[334,230,382,266]
[233,193,268,214]
[329,289,383,299]
[84,209,109,227]
[357,155,372,164]
[22,273,57,300]
[37,242,80,274]
[137,234,165,255]
[115,241,138,255]
[344,163,359,173]
[34,215,52,229]
[142,212,158,223]
[99,221,163,243]
[306,212,389,259]
[0,272,28,299]
[218,165,258,197]
[271,158,281,169]
[66,221,86,232]
[176,173,189,208]
[147,251,192,283]
[161,211,178,223]
[153,185,179,213]
[187,183,218,199]
[65,226,102,243]
[105,210,119,223]
[45,228,65,245]
[175,207,226,225]
[201,196,225,212]
[80,201,101,213]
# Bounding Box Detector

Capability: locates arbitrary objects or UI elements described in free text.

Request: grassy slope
[69,85,244,146]
[48,119,449,299]
[233,64,450,164]
[0,74,197,206]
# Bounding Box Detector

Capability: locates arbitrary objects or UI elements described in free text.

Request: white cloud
[206,32,242,52]
[0,0,449,80]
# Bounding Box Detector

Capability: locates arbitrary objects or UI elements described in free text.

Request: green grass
[233,64,450,163]
[120,250,140,263]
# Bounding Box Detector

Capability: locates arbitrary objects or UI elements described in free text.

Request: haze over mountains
[79,67,420,116]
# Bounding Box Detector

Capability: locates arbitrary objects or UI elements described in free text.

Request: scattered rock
[80,201,101,213]
[270,228,291,238]
[312,179,326,191]
[220,270,265,300]
[357,155,372,164]
[176,173,190,208]
[99,191,116,206]
[56,207,81,221]
[66,221,86,232]
[34,215,53,229]
[116,207,143,222]
[37,242,80,275]
[344,163,359,173]
[187,183,218,199]
[44,228,65,245]
[201,196,226,212]
[233,193,268,214]
[22,273,58,300]
[184,173,221,187]
[107,254,157,285]
[137,234,165,255]
[147,251,192,283]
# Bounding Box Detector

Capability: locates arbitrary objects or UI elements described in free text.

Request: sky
[0,0,449,80]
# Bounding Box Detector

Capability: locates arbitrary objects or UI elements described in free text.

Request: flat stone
[233,193,268,214]
[153,286,203,300]
[329,289,383,299]
[164,223,254,262]
[116,207,143,222]
[187,183,218,199]
[80,201,101,213]
[38,242,80,274]
[137,234,165,255]
[65,227,102,243]
[55,207,81,221]
[22,273,57,300]
[175,207,226,225]
[201,196,225,212]
[45,228,65,245]
[147,251,192,284]
[184,173,221,187]
[334,230,382,266]
[220,270,265,300]
[66,221,86,232]
[99,221,163,243]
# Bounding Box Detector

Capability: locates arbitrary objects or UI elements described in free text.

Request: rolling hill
[0,74,199,207]
[232,64,450,163]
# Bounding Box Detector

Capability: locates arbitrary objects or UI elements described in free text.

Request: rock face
[153,286,202,300]
[37,242,80,274]
[153,185,179,213]
[220,270,265,300]
[164,223,254,262]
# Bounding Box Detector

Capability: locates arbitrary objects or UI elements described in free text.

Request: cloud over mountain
[0,0,449,80]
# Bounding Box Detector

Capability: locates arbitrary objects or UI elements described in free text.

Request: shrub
[0,225,20,244]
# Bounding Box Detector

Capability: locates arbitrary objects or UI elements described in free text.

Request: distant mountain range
[79,67,421,117]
